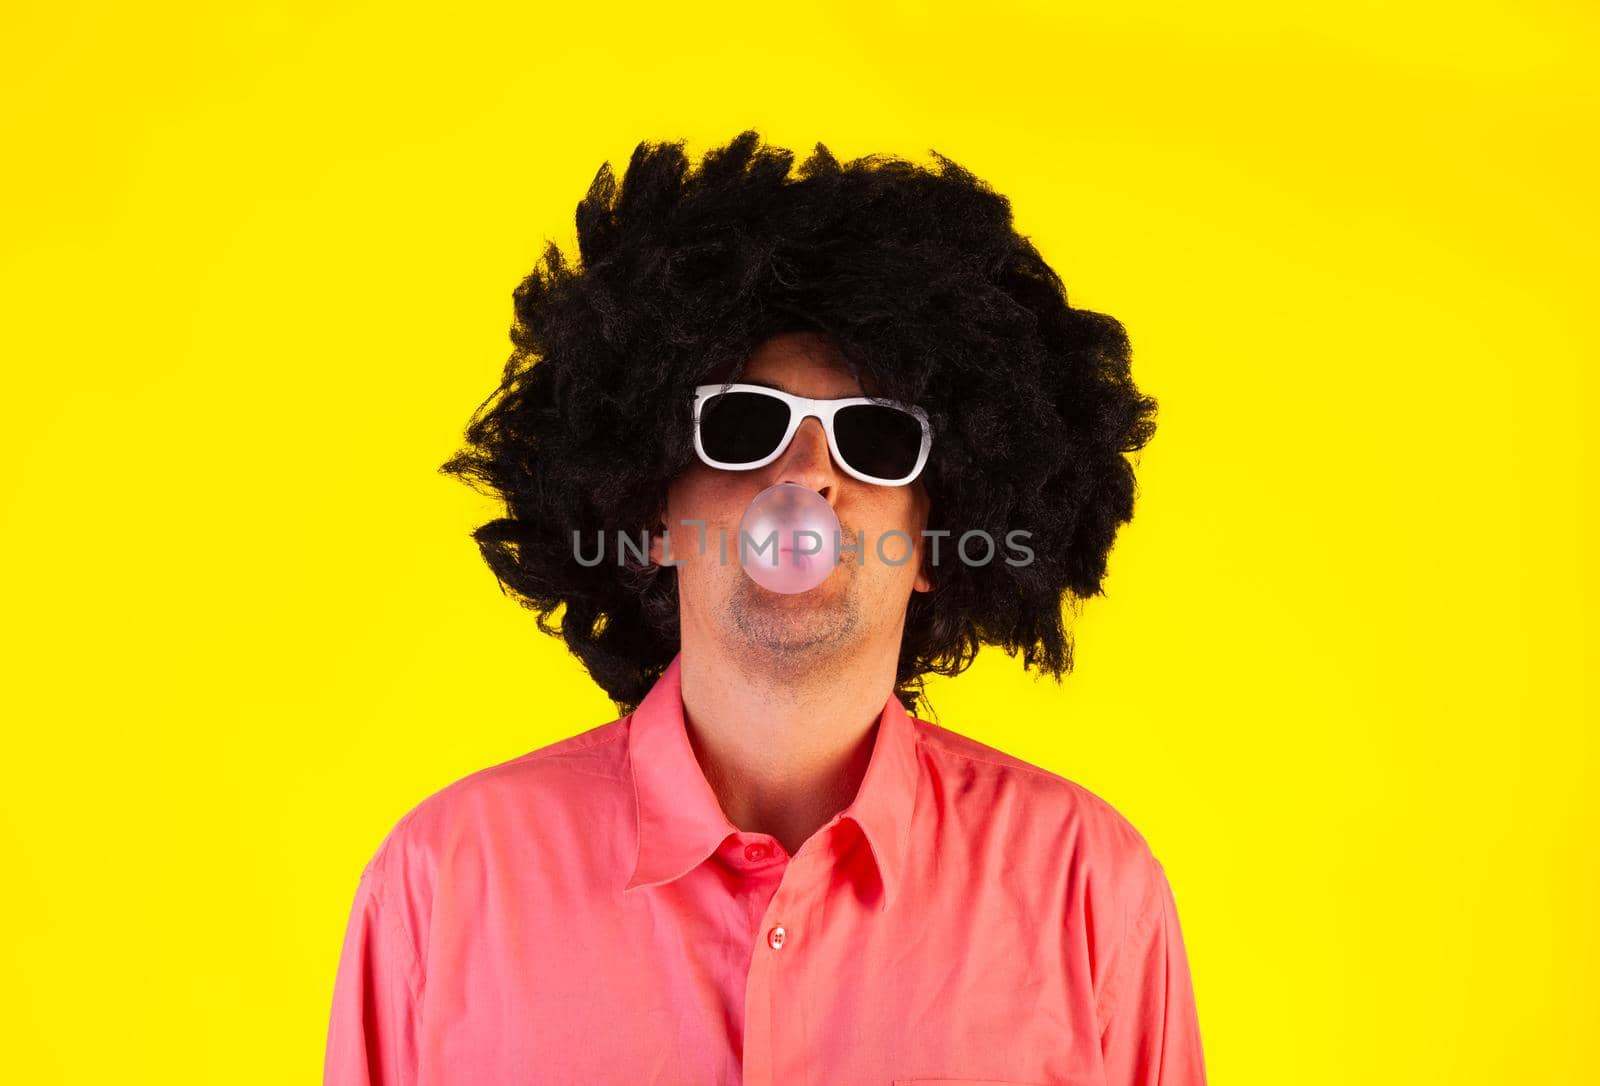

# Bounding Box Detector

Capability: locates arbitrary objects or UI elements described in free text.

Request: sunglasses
[692,383,933,487]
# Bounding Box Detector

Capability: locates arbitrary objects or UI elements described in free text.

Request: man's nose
[772,416,839,499]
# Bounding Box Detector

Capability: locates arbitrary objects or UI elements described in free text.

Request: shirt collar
[622,651,918,913]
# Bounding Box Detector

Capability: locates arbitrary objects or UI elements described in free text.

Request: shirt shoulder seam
[373,725,631,862]
[1094,850,1166,1037]
[911,722,1102,793]
[365,861,428,1011]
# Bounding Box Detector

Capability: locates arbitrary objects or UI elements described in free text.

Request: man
[325,131,1206,1084]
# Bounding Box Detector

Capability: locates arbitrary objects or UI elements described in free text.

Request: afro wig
[438,130,1158,717]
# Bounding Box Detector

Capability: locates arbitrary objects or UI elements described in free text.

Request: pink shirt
[324,652,1206,1084]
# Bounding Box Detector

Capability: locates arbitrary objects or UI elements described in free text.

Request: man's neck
[677,641,897,858]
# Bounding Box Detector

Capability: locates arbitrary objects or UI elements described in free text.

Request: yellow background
[2,1,1595,1081]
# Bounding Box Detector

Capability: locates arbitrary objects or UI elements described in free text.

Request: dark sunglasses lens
[699,391,791,465]
[834,404,924,481]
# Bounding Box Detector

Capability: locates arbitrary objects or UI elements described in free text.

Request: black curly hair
[438,130,1158,718]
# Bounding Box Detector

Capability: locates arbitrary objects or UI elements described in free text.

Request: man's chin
[725,581,858,657]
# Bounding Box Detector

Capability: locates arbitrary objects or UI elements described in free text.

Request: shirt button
[768,925,787,950]
[744,843,771,862]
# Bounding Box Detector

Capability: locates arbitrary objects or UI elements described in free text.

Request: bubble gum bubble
[737,483,841,594]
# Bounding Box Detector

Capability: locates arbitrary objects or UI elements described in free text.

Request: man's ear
[646,503,668,567]
[911,482,934,594]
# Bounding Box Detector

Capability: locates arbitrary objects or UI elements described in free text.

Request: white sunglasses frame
[691,383,933,487]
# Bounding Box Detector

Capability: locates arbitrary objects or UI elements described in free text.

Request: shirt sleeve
[1097,855,1207,1085]
[323,858,425,1086]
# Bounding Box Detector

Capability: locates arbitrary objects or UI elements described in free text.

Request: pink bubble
[737,483,842,594]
